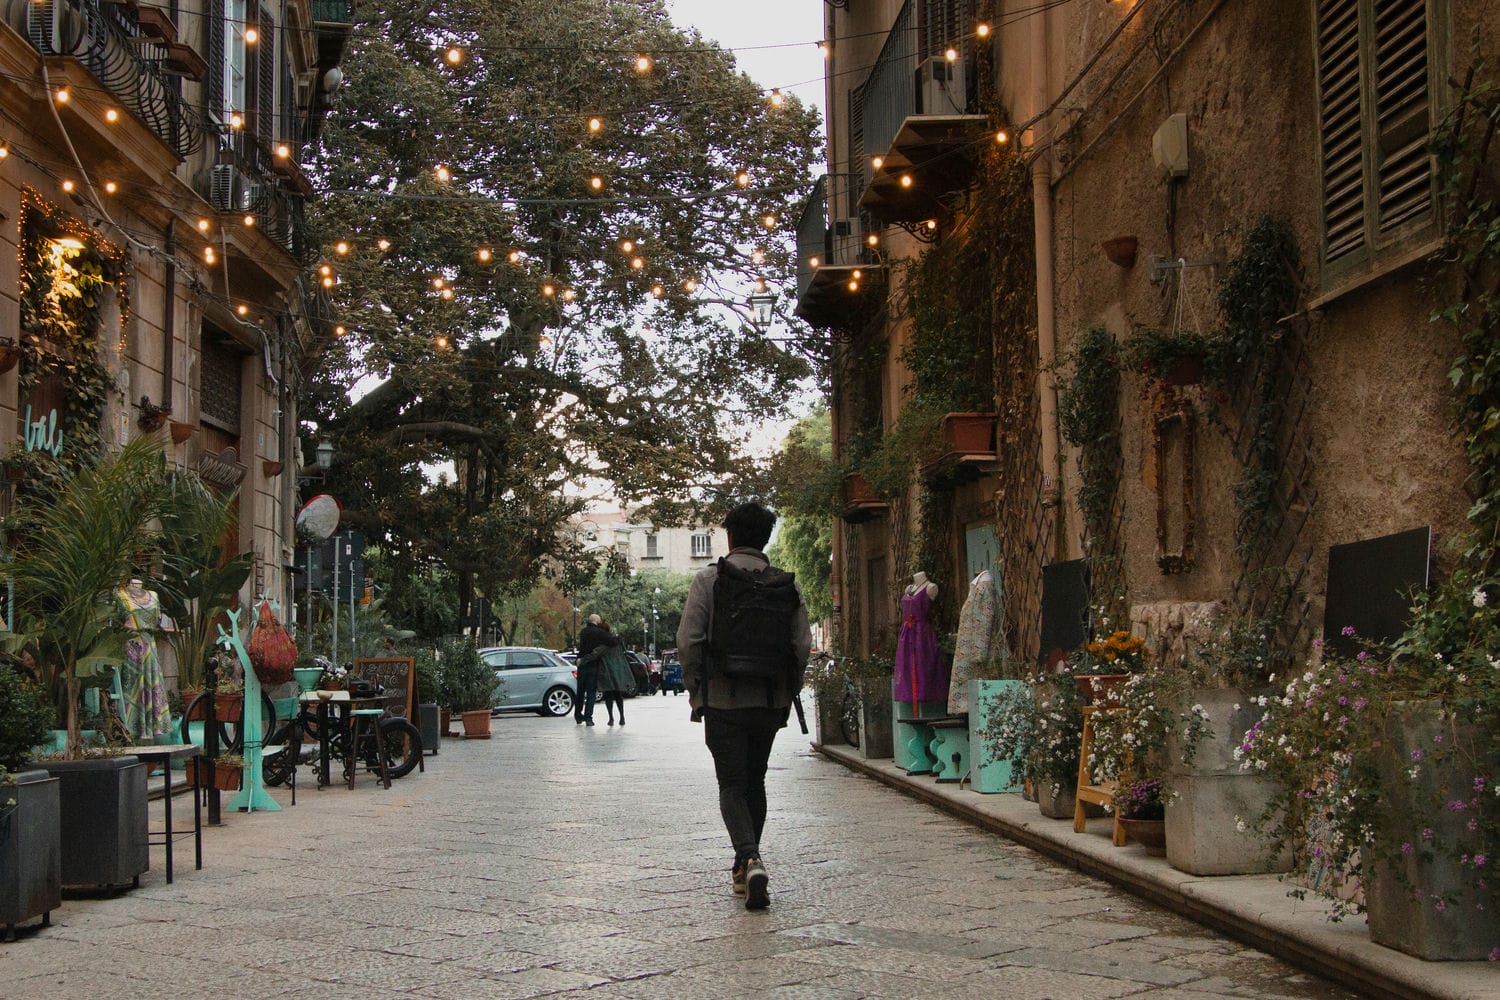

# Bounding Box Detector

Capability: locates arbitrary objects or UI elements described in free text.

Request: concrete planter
[856,681,893,760]
[417,703,441,755]
[1366,701,1500,961]
[967,679,1026,793]
[1165,688,1290,876]
[0,770,60,939]
[1037,781,1078,819]
[40,756,147,891]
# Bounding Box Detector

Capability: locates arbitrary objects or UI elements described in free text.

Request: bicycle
[262,700,422,789]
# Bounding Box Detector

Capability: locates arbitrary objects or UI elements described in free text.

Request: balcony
[794,175,886,330]
[15,0,210,161]
[195,136,318,290]
[311,0,353,22]
[853,0,990,225]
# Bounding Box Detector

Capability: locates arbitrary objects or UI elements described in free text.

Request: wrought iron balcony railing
[18,0,210,159]
[310,0,352,23]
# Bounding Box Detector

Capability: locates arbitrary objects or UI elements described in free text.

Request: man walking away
[678,502,811,910]
[575,613,607,726]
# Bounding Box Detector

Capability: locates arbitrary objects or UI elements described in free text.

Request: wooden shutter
[204,0,225,119]
[256,5,275,148]
[1372,0,1432,234]
[1317,0,1367,265]
[848,84,865,218]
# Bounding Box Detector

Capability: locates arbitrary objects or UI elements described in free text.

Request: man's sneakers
[743,857,769,910]
[730,861,747,897]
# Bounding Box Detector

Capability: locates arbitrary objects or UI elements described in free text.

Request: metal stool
[347,709,391,789]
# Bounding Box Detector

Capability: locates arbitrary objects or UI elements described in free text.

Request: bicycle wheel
[181,691,278,753]
[262,720,300,787]
[370,718,422,780]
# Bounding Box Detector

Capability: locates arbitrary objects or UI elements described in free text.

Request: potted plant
[9,438,164,890]
[1115,778,1166,852]
[0,663,60,937]
[1240,570,1500,961]
[979,670,1086,817]
[413,648,442,754]
[1071,629,1147,705]
[441,638,493,739]
[185,753,243,792]
[940,412,996,455]
[1121,328,1214,390]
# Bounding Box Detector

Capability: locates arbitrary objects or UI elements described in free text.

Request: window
[227,0,247,119]
[691,532,712,559]
[508,651,550,669]
[645,533,660,558]
[1316,0,1439,281]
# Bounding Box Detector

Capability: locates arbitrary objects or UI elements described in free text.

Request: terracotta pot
[844,471,877,503]
[1119,817,1167,852]
[440,707,453,736]
[942,412,996,454]
[185,758,242,792]
[169,421,194,444]
[183,691,244,723]
[460,709,492,739]
[262,460,283,477]
[0,344,21,374]
[1074,673,1130,706]
[1101,235,1139,268]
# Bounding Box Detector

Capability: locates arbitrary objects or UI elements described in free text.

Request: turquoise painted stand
[221,607,279,813]
[929,726,969,782]
[968,679,1026,793]
[894,699,946,773]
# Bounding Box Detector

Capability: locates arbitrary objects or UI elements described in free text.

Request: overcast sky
[664,0,827,130]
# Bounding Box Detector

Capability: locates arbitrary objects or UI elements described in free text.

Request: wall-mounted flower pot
[262,460,283,478]
[169,421,194,444]
[184,758,242,792]
[0,342,22,375]
[39,756,147,891]
[1161,353,1206,386]
[1074,673,1129,706]
[1101,235,1139,268]
[0,770,61,939]
[942,412,996,455]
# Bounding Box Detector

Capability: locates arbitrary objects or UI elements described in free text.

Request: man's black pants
[575,668,599,721]
[704,707,787,865]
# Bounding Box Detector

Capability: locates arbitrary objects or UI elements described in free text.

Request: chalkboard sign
[351,657,415,718]
[1324,527,1430,655]
[1039,559,1091,667]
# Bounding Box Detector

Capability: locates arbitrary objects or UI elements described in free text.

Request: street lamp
[314,438,335,471]
[748,289,775,330]
[651,586,661,659]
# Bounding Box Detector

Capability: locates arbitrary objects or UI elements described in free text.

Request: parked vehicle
[624,650,650,696]
[479,647,576,717]
[660,658,684,695]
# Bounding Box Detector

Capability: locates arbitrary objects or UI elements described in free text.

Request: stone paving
[2,694,1361,999]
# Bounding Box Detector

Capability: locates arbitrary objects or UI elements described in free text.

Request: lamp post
[748,289,775,331]
[651,586,660,659]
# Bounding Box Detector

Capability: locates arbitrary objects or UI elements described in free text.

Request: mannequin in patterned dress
[947,568,1008,714]
[893,572,944,708]
[118,579,171,742]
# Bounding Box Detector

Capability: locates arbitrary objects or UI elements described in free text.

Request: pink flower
[1340,625,1356,637]
[1476,854,1488,867]
[1401,842,1414,856]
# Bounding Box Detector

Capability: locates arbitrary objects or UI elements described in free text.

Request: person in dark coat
[593,619,635,726]
[575,613,609,726]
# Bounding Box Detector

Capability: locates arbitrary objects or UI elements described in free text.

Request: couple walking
[575,614,634,726]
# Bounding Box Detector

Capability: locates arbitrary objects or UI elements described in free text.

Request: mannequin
[948,567,1010,714]
[117,578,170,742]
[894,571,945,711]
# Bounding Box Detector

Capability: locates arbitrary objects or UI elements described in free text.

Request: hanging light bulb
[104,181,118,194]
[562,288,576,301]
[243,214,255,227]
[334,325,346,336]
[635,54,652,73]
[995,130,1009,144]
[54,87,69,104]
[867,233,879,246]
[244,26,258,44]
[945,47,958,62]
[508,250,521,263]
[104,108,118,123]
[335,241,349,254]
[977,23,991,38]
[768,89,784,107]
[631,257,644,270]
[620,239,634,253]
[588,117,602,133]
[321,276,334,288]
[683,278,697,292]
[853,269,863,279]
[590,176,603,191]
[808,256,820,268]
[872,155,884,170]
[61,179,75,193]
[477,248,491,262]
[435,335,450,349]
[848,279,860,292]
[762,214,777,229]
[900,174,913,188]
[197,218,210,232]
[435,165,450,182]
[753,278,767,292]
[441,288,454,299]
[926,219,938,231]
[230,112,244,130]
[204,247,216,264]
[276,144,291,158]
[542,284,555,297]
[432,276,445,289]
[736,171,750,187]
[651,284,664,298]
[751,249,765,265]
[377,238,391,251]
[237,304,249,316]
[446,47,463,64]
[319,264,332,276]
[0,146,9,159]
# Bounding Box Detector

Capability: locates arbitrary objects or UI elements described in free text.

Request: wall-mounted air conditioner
[916,56,967,116]
[210,164,253,212]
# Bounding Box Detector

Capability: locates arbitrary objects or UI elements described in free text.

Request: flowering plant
[1077,629,1147,674]
[1238,571,1498,939]
[1115,778,1165,821]
[976,669,1082,800]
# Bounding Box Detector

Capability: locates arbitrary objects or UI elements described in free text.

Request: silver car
[480,646,577,717]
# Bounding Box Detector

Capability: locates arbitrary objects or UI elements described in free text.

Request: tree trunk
[65,674,80,760]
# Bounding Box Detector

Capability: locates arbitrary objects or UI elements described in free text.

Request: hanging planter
[1101,235,1139,268]
[262,460,283,477]
[169,420,194,444]
[0,337,21,374]
[185,756,243,792]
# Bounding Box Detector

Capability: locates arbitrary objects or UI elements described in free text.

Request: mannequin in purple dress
[893,571,944,707]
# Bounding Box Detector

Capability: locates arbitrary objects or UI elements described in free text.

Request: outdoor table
[128,743,202,884]
[298,691,386,788]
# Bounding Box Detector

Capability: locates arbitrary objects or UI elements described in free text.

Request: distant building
[571,510,729,577]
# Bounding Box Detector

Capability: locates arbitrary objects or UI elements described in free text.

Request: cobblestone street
[3,695,1359,999]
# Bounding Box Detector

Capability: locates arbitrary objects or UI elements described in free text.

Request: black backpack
[708,557,800,682]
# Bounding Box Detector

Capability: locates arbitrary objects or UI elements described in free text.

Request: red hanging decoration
[248,600,298,686]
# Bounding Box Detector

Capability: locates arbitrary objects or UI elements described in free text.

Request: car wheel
[542,686,574,717]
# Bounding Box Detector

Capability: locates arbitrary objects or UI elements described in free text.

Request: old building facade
[803,1,1498,664]
[0,0,350,639]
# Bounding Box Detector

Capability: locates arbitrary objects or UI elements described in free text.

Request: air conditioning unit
[916,56,967,116]
[210,164,253,212]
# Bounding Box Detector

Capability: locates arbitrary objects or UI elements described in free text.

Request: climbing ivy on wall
[15,188,128,479]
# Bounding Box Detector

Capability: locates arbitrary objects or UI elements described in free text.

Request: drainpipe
[162,221,175,411]
[1030,7,1062,557]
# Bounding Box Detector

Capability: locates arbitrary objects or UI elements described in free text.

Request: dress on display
[948,569,1009,714]
[118,586,171,741]
[893,586,944,703]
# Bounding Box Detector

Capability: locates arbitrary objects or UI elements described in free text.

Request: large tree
[766,408,834,623]
[304,0,822,618]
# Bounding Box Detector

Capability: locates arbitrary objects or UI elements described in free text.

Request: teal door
[964,523,1000,583]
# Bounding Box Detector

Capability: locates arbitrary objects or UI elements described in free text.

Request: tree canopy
[304,0,823,618]
[766,408,833,624]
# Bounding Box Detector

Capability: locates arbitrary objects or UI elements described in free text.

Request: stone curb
[813,743,1497,1000]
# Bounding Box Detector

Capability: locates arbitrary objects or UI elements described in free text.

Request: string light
[103,181,117,194]
[995,130,1009,144]
[104,108,118,123]
[236,304,249,316]
[61,179,74,192]
[762,214,777,229]
[335,241,349,254]
[230,112,243,129]
[507,250,521,263]
[866,233,878,246]
[753,278,767,292]
[589,176,603,190]
[275,144,290,158]
[872,156,884,169]
[736,171,750,187]
[900,174,913,188]
[319,264,333,276]
[244,26,258,44]
[435,335,449,349]
[243,214,255,226]
[620,239,634,252]
[562,288,576,301]
[477,247,491,262]
[432,276,445,289]
[54,87,68,104]
[768,89,784,107]
[977,23,991,37]
[751,249,765,264]
[204,247,216,264]
[683,278,697,291]
[321,276,333,287]
[630,257,644,270]
[197,218,210,232]
[588,117,602,132]
[440,288,453,299]
[945,47,958,62]
[853,269,863,279]
[0,145,8,158]
[635,55,652,73]
[651,284,664,297]
[808,256,820,268]
[925,219,938,231]
[435,165,450,182]
[542,283,555,297]
[848,279,859,292]
[334,325,346,336]
[377,239,391,251]
[446,47,463,64]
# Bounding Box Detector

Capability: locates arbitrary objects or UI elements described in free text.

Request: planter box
[1,770,60,939]
[1165,688,1290,876]
[40,757,148,891]
[417,703,441,756]
[941,412,996,455]
[854,681,893,760]
[1037,782,1079,819]
[185,758,242,791]
[840,472,888,523]
[1367,701,1500,961]
[967,679,1026,793]
[460,709,492,739]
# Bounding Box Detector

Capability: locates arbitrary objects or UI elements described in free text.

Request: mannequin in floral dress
[947,568,1008,714]
[118,579,170,741]
[893,571,944,712]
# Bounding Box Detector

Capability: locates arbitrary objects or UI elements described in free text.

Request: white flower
[1233,703,1241,712]
[1474,587,1488,608]
[1235,819,1248,833]
[1408,766,1420,780]
[1458,674,1468,684]
[1489,655,1500,670]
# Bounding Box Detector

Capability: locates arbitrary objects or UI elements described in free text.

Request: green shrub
[0,664,55,772]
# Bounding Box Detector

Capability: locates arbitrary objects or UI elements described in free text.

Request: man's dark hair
[722,502,776,551]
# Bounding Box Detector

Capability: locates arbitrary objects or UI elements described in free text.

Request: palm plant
[7,436,168,757]
[153,471,252,690]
